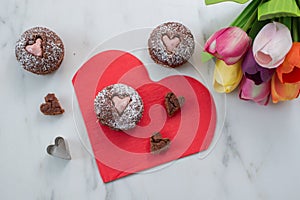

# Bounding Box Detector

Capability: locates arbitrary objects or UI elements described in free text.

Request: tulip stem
[292,17,299,42]
[248,17,270,39]
[279,17,291,31]
[242,8,258,31]
[230,0,262,28]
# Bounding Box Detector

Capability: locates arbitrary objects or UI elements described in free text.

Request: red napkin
[72,50,216,183]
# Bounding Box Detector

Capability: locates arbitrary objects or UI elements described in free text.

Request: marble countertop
[1,0,300,199]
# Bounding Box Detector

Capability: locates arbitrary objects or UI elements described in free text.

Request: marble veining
[1,0,300,199]
[105,183,115,200]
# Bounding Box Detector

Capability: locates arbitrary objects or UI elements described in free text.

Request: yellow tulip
[213,59,243,93]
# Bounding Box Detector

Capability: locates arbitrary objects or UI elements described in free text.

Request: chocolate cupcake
[15,27,64,75]
[94,84,144,131]
[148,22,195,68]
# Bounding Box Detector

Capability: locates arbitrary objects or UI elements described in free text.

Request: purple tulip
[239,77,271,105]
[204,27,251,65]
[242,48,275,85]
[253,22,292,69]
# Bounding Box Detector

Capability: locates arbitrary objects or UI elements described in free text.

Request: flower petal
[253,22,292,69]
[242,48,257,74]
[242,48,275,84]
[205,27,251,65]
[213,59,243,93]
[252,22,276,55]
[204,28,228,54]
[239,77,271,105]
[216,27,250,57]
[276,42,300,83]
[271,73,300,103]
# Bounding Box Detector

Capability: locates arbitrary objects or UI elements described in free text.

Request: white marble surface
[1,0,300,199]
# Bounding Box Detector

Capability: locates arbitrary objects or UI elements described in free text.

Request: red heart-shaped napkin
[72,50,216,183]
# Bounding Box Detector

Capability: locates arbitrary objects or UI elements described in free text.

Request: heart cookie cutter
[47,136,71,160]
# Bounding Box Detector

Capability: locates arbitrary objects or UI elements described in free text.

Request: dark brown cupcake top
[148,22,195,67]
[15,27,64,75]
[94,84,144,131]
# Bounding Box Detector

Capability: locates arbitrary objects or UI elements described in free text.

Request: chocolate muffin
[15,27,64,75]
[94,84,144,131]
[148,22,195,68]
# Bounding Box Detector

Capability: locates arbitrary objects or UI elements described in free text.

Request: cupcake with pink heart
[148,22,195,68]
[94,83,144,131]
[15,27,64,75]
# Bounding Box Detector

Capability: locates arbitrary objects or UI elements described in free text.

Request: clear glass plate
[72,28,226,174]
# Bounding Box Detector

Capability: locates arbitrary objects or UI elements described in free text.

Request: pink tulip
[239,77,271,105]
[204,27,251,65]
[253,22,292,69]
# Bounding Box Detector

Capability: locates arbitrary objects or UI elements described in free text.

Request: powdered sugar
[94,84,144,130]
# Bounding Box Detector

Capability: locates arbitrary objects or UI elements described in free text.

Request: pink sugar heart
[112,96,131,115]
[25,38,42,56]
[162,35,180,52]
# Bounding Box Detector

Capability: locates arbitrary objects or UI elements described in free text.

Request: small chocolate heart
[162,35,180,52]
[47,137,71,160]
[165,92,185,117]
[150,132,170,154]
[40,93,65,115]
[25,38,43,56]
[112,96,131,115]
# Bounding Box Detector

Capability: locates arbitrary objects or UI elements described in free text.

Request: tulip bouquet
[203,0,300,105]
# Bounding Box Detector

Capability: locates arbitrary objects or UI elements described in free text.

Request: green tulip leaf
[292,17,299,42]
[258,0,300,21]
[205,0,250,5]
[201,52,214,62]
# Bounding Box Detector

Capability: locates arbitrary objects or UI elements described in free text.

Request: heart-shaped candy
[162,35,180,52]
[150,132,170,154]
[40,93,64,115]
[25,38,43,56]
[47,137,71,160]
[165,92,185,117]
[112,96,131,115]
